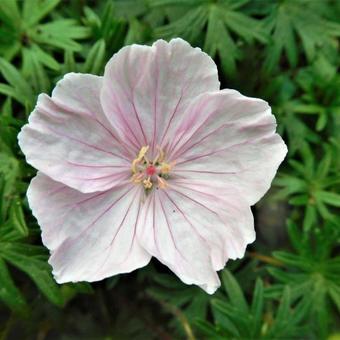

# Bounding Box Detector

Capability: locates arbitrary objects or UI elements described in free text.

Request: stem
[248,252,284,267]
[0,313,14,340]
[150,296,196,340]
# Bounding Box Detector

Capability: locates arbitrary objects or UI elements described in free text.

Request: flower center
[146,165,156,176]
[131,146,175,190]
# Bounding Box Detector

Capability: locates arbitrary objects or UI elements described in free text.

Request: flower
[18,38,287,294]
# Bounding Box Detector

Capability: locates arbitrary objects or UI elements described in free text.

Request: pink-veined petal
[28,172,151,283]
[170,90,287,205]
[18,73,133,193]
[137,180,254,294]
[101,38,220,157]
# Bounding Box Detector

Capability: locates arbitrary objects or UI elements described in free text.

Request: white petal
[170,90,287,205]
[137,181,254,294]
[27,173,151,283]
[101,38,220,157]
[18,73,133,193]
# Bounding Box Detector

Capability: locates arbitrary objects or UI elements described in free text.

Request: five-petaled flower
[18,38,287,294]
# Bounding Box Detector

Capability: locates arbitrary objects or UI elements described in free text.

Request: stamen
[143,177,153,189]
[131,146,173,191]
[138,146,149,160]
[157,176,168,189]
[131,159,139,174]
[160,161,175,174]
[153,146,165,164]
[131,145,150,173]
[131,172,144,183]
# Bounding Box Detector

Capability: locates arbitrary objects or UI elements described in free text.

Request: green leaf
[8,198,29,238]
[264,1,340,70]
[275,286,291,324]
[63,50,77,73]
[0,243,64,306]
[0,57,34,105]
[316,191,340,207]
[0,152,20,204]
[33,20,90,52]
[82,39,106,75]
[31,44,60,71]
[328,282,340,313]
[0,257,27,313]
[250,278,264,336]
[23,0,61,27]
[221,270,249,314]
[22,47,50,93]
[303,204,317,232]
[0,0,21,26]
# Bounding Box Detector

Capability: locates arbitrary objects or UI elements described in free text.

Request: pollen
[157,176,168,189]
[131,146,174,191]
[143,177,153,189]
[160,161,175,174]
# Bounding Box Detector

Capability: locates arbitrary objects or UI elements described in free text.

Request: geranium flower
[18,38,287,293]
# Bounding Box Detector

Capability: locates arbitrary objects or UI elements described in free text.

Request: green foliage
[0,175,92,313]
[196,271,309,339]
[152,0,267,76]
[262,0,340,72]
[275,142,340,231]
[0,0,89,98]
[0,0,339,338]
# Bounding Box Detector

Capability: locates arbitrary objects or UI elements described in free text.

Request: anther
[143,177,153,189]
[157,176,168,189]
[160,161,175,174]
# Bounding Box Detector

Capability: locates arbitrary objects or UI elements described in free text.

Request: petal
[18,73,134,193]
[28,173,151,283]
[137,180,254,294]
[170,90,288,205]
[101,38,220,157]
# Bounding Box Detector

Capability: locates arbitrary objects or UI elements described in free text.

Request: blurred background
[0,0,339,339]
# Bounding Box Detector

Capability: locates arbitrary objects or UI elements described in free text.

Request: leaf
[0,57,34,105]
[0,243,64,307]
[82,39,106,75]
[31,44,60,71]
[0,257,27,313]
[221,270,249,314]
[8,198,29,238]
[250,278,264,336]
[264,0,340,71]
[0,0,21,26]
[153,1,264,76]
[211,299,242,337]
[63,50,77,73]
[275,286,291,323]
[303,204,317,232]
[22,47,50,93]
[194,319,221,338]
[33,20,90,52]
[328,282,340,313]
[316,191,340,207]
[22,0,61,27]
[0,152,20,203]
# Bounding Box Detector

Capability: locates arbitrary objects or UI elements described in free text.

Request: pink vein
[175,138,264,166]
[66,161,129,169]
[152,59,159,154]
[158,192,188,261]
[53,186,135,256]
[163,190,211,249]
[158,90,184,148]
[47,126,128,161]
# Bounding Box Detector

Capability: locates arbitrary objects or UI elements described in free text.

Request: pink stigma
[146,165,156,176]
